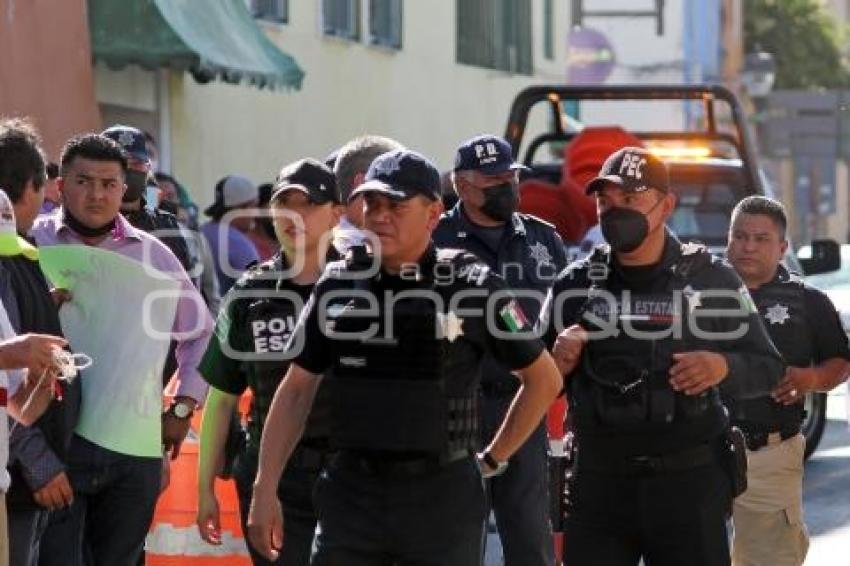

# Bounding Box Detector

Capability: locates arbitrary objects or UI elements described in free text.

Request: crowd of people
[0,116,847,566]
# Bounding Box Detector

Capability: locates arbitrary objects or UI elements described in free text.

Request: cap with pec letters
[585,146,669,195]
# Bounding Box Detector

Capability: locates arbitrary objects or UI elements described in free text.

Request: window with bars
[323,0,361,40]
[456,0,533,75]
[369,0,402,49]
[249,0,288,23]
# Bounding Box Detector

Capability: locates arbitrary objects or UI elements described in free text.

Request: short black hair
[46,162,59,179]
[0,118,47,203]
[731,195,787,239]
[60,134,128,177]
[154,171,178,188]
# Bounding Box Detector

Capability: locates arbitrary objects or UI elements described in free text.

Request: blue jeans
[37,435,161,566]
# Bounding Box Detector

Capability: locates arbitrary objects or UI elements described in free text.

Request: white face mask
[53,350,93,382]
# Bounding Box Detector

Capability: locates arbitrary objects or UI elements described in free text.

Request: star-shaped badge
[764,303,790,325]
[528,242,553,268]
[373,156,400,177]
[117,131,135,149]
[437,311,464,342]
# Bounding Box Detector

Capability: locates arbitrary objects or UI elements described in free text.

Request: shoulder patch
[680,241,706,256]
[436,247,474,264]
[324,258,349,279]
[518,212,556,231]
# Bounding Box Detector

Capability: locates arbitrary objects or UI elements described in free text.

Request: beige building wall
[165,0,570,208]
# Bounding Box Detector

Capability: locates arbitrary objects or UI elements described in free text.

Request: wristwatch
[167,399,195,420]
[477,451,509,479]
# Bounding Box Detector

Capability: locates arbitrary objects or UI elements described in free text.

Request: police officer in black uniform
[545,147,785,566]
[725,196,850,566]
[247,149,562,565]
[197,159,342,565]
[433,134,566,566]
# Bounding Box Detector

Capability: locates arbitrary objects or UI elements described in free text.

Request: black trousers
[481,394,555,566]
[235,448,322,566]
[562,458,732,566]
[311,452,486,566]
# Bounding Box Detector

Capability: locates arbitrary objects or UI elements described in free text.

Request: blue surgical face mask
[145,185,160,212]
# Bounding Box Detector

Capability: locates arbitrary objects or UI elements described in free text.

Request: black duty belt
[742,427,800,452]
[578,442,718,475]
[480,379,520,398]
[339,448,472,477]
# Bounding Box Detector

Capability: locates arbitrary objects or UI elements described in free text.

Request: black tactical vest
[240,259,331,447]
[727,272,808,429]
[324,248,479,458]
[575,244,720,428]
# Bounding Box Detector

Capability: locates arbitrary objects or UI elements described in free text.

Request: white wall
[166,0,570,208]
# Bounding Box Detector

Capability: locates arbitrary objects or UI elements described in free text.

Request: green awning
[88,0,304,90]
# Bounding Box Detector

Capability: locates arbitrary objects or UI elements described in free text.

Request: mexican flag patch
[500,300,529,332]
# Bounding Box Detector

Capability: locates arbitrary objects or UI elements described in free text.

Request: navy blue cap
[101,125,149,163]
[350,149,441,202]
[453,134,528,175]
[585,147,669,195]
[273,158,340,205]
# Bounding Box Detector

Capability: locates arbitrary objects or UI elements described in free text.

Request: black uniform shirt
[727,265,850,430]
[544,232,786,455]
[199,252,329,447]
[751,265,850,365]
[433,205,568,386]
[291,245,545,392]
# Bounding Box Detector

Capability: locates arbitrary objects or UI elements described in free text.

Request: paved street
[804,386,850,564]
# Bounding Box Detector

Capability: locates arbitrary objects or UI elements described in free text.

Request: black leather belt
[340,449,472,477]
[742,427,799,452]
[480,380,520,398]
[578,442,718,475]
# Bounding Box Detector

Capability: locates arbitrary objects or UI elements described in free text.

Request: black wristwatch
[166,398,195,420]
[478,451,509,478]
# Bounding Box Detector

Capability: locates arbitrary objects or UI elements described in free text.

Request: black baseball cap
[350,149,441,202]
[585,147,669,195]
[272,158,340,205]
[102,125,149,163]
[453,134,528,175]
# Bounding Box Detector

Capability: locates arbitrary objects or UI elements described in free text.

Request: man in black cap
[543,147,786,565]
[101,125,195,280]
[246,148,562,565]
[433,134,567,566]
[196,159,342,566]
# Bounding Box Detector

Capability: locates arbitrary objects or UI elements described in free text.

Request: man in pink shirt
[31,134,213,566]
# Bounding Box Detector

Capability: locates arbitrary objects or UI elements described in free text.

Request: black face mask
[599,198,663,253]
[480,182,518,223]
[62,208,116,238]
[123,170,147,202]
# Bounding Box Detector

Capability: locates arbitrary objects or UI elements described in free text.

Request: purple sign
[567,27,616,84]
